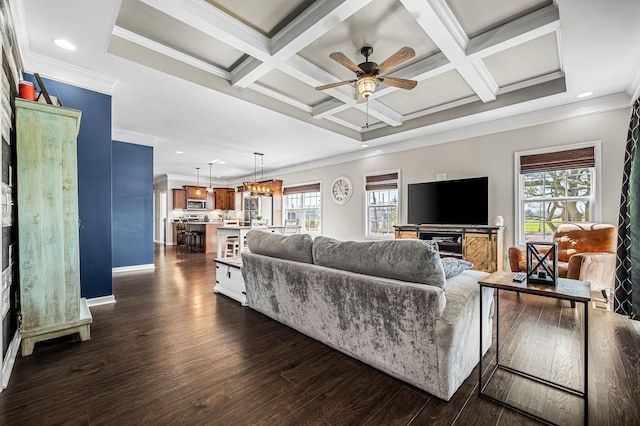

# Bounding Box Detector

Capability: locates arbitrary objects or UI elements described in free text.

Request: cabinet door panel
[173,189,186,210]
[226,190,236,210]
[463,233,491,272]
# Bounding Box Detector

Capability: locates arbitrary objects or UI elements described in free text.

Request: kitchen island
[173,221,223,253]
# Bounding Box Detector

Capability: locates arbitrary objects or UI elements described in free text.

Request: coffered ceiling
[10,0,640,179]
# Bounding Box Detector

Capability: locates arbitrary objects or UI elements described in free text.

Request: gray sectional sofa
[241,230,494,401]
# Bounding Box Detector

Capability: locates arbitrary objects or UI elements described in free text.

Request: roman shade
[520,147,595,173]
[283,183,320,195]
[365,172,398,191]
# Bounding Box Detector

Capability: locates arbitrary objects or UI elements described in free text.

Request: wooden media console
[394,224,504,273]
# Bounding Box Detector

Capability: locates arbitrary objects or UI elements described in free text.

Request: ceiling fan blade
[380,77,417,90]
[315,80,356,91]
[329,52,364,74]
[376,47,416,74]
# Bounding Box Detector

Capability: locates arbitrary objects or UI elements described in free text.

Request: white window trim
[363,169,401,240]
[513,141,602,245]
[282,180,322,234]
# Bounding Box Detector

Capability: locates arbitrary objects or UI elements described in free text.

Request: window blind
[365,172,398,191]
[283,183,320,195]
[520,147,595,173]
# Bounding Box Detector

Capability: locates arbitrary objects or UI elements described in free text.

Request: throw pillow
[441,257,474,278]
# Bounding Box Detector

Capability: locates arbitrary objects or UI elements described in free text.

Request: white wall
[275,107,630,247]
[153,179,168,243]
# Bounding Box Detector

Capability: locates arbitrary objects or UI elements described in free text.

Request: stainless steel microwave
[186,199,206,210]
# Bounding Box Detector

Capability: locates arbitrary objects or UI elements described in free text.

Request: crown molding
[112,128,159,146]
[21,52,118,95]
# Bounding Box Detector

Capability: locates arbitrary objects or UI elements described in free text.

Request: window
[365,171,399,238]
[516,144,598,243]
[283,183,321,232]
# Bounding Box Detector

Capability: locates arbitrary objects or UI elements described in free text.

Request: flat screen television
[407,177,488,225]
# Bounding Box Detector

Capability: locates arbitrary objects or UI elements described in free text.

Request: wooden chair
[283,218,299,235]
[223,219,240,257]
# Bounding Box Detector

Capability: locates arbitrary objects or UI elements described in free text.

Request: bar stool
[186,222,203,252]
[175,220,188,252]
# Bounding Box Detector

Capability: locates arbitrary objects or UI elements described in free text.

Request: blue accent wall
[112,141,153,267]
[23,74,113,299]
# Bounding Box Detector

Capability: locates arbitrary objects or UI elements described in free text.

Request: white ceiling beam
[400,0,497,102]
[249,83,313,113]
[402,1,496,101]
[324,115,363,133]
[497,71,565,96]
[140,0,270,59]
[112,26,230,80]
[313,99,350,118]
[231,0,374,87]
[466,5,560,58]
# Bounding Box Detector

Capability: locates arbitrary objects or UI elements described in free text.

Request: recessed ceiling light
[175,150,183,154]
[360,142,369,148]
[577,91,594,98]
[53,38,76,51]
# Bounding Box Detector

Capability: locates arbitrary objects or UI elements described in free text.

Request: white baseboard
[86,295,116,307]
[112,264,155,274]
[1,329,21,391]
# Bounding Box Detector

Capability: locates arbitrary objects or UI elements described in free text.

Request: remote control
[512,272,526,282]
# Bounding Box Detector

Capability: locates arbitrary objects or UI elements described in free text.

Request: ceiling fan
[315,46,418,100]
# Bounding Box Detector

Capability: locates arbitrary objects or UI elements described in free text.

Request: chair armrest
[566,252,616,291]
[508,246,527,272]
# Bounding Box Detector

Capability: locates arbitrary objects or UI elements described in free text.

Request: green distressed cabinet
[15,99,92,356]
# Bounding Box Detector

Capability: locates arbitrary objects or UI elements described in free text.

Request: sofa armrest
[508,246,527,272]
[566,252,616,291]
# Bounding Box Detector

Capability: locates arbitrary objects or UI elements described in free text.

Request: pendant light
[195,167,201,196]
[243,152,273,196]
[206,161,214,193]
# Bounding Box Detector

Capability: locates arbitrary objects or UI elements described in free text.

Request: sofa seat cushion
[246,230,314,264]
[313,236,446,289]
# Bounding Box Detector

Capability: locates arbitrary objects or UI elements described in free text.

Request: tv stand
[394,224,504,272]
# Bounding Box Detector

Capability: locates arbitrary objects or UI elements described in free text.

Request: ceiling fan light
[357,76,377,98]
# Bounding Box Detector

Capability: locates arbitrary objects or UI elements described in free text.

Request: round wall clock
[331,176,353,204]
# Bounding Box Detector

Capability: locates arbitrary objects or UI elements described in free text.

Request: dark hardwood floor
[1,245,638,425]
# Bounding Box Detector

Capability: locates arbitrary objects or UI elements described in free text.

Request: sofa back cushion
[246,230,314,264]
[312,236,446,289]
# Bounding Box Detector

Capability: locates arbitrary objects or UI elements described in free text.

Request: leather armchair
[508,223,617,296]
